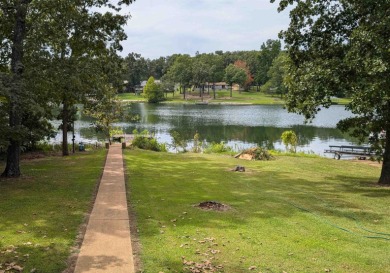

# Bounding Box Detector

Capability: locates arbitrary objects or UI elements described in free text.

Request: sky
[119,0,291,59]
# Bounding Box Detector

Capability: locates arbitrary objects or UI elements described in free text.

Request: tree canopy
[272,0,390,185]
[144,76,164,103]
[0,0,135,176]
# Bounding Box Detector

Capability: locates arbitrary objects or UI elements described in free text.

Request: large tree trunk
[2,1,29,178]
[378,130,390,185]
[62,100,69,156]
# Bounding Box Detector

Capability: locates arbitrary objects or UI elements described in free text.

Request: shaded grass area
[124,150,390,273]
[0,149,107,272]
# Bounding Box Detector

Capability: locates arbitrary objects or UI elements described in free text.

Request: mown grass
[0,149,106,273]
[117,92,147,101]
[124,150,390,273]
[117,91,350,106]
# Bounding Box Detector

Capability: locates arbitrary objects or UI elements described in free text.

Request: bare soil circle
[196,201,231,211]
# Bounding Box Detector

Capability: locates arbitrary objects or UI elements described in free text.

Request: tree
[144,76,164,103]
[123,52,148,92]
[272,0,390,185]
[256,39,281,87]
[36,1,134,156]
[261,52,289,97]
[166,55,193,99]
[224,64,247,97]
[0,0,135,176]
[0,0,31,177]
[234,60,253,91]
[192,57,210,100]
[281,130,297,153]
[160,74,175,97]
[85,85,123,144]
[147,56,167,79]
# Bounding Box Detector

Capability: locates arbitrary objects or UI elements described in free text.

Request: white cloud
[119,0,290,59]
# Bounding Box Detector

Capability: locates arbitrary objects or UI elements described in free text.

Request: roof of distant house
[141,80,161,87]
[205,82,227,86]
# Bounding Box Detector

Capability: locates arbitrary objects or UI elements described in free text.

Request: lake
[51,103,357,156]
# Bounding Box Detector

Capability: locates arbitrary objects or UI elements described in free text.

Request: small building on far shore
[205,82,229,90]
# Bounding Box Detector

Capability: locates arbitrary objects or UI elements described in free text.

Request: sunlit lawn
[124,150,390,273]
[117,92,146,101]
[0,149,106,273]
[117,90,349,105]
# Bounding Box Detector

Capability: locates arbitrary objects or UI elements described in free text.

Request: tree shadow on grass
[325,174,390,198]
[125,151,390,272]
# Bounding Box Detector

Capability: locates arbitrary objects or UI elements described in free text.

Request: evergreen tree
[144,76,164,103]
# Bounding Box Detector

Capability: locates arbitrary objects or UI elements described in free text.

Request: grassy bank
[117,91,284,105]
[117,91,350,105]
[0,149,106,273]
[124,150,389,273]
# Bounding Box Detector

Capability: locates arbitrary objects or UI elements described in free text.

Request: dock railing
[324,145,375,160]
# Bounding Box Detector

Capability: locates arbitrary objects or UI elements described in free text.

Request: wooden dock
[324,145,375,160]
[111,134,135,143]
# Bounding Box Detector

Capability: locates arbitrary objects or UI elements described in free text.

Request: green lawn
[124,150,390,273]
[117,90,350,105]
[0,149,107,273]
[117,92,147,101]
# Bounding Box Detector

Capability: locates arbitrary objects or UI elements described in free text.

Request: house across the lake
[205,82,229,90]
[135,79,161,94]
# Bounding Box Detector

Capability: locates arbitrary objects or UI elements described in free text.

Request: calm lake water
[51,103,357,156]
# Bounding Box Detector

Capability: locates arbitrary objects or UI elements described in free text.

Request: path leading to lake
[74,143,135,273]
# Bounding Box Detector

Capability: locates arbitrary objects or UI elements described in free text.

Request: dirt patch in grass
[196,201,231,211]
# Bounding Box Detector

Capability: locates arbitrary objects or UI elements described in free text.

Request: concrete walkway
[74,144,135,273]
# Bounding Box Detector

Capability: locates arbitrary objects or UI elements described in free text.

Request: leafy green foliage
[143,76,165,103]
[170,131,188,152]
[256,39,281,86]
[191,132,202,153]
[272,0,390,184]
[234,60,254,90]
[166,55,193,94]
[131,130,167,152]
[261,52,289,97]
[84,85,123,144]
[281,130,298,153]
[224,64,247,94]
[204,141,232,154]
[123,52,148,92]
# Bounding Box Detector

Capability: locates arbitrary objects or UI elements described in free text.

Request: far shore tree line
[121,39,295,101]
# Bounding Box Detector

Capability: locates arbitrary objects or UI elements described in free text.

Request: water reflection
[50,103,358,156]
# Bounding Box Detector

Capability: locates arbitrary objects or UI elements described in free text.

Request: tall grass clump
[204,141,233,154]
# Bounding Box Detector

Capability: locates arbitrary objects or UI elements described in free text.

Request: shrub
[144,76,165,103]
[281,130,298,153]
[204,141,232,154]
[191,132,202,153]
[170,131,187,152]
[131,130,166,152]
